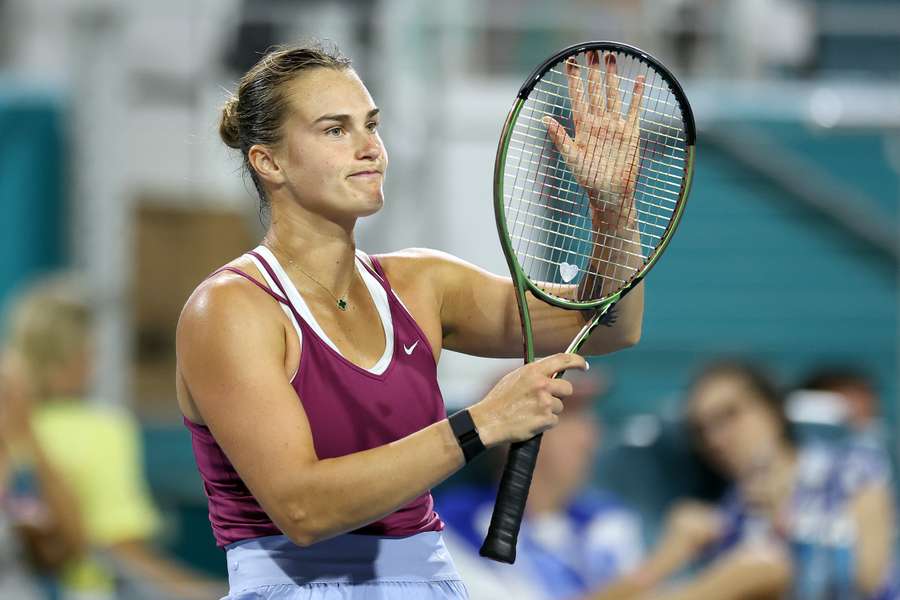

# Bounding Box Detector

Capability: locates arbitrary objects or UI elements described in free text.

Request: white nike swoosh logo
[403,340,419,355]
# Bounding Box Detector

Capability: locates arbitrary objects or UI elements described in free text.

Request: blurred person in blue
[0,352,84,600]
[438,368,644,600]
[592,360,898,600]
[2,273,225,600]
[799,366,890,452]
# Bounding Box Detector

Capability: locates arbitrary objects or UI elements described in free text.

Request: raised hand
[543,51,645,221]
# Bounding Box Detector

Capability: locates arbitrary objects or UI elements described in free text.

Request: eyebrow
[313,108,380,125]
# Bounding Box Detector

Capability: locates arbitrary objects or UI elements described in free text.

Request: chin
[357,194,384,216]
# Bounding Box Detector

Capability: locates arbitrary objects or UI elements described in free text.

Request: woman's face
[273,68,388,220]
[687,374,784,479]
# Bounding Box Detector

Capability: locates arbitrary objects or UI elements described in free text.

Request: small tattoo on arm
[599,306,619,327]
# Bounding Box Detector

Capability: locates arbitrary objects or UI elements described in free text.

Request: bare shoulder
[176,256,295,420]
[177,255,280,338]
[372,248,476,289]
[371,247,455,271]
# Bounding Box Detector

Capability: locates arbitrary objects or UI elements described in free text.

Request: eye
[325,126,344,137]
[366,121,379,132]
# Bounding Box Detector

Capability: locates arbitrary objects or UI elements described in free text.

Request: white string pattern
[503,50,689,303]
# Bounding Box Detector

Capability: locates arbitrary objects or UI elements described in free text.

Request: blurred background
[0,0,897,596]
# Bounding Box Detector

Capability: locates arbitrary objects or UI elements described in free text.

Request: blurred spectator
[438,368,644,600]
[0,351,84,600]
[799,366,888,449]
[593,360,898,600]
[2,273,224,600]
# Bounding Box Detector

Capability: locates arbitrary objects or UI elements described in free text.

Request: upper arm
[434,252,523,357]
[415,249,638,358]
[176,278,318,538]
[376,249,520,358]
[400,248,576,358]
[379,248,641,359]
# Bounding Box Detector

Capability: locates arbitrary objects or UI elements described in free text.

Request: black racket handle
[478,433,543,563]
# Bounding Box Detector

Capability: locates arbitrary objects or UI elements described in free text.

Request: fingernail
[585,362,591,371]
[541,116,551,126]
[606,53,615,66]
[588,51,598,66]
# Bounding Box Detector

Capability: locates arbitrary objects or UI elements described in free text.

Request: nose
[356,129,382,162]
[704,427,735,459]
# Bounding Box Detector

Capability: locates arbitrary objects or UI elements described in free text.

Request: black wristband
[448,409,486,464]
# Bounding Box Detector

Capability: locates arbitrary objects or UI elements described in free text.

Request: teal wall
[0,89,67,313]
[597,134,897,426]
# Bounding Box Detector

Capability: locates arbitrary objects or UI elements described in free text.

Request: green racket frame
[479,41,696,564]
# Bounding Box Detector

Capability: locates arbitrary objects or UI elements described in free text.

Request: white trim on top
[246,253,302,381]
[252,246,394,375]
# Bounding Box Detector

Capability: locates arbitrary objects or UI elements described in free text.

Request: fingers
[535,352,588,377]
[585,50,604,114]
[548,395,564,416]
[564,57,587,130]
[627,75,646,126]
[546,377,574,399]
[542,116,575,163]
[604,53,622,115]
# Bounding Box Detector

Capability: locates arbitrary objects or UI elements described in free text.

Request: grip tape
[478,434,543,563]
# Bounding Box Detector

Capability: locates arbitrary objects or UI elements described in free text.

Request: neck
[770,442,798,476]
[263,201,358,293]
[761,439,797,472]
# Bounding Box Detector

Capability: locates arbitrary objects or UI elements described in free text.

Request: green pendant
[337,298,348,311]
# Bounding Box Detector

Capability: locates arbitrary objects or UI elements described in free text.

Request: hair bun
[219,95,242,149]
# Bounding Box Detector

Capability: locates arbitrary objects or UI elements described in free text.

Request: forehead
[688,375,751,417]
[284,68,376,122]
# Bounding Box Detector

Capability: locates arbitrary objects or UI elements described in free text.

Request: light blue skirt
[223,532,468,599]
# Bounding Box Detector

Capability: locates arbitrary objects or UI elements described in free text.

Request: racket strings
[504,164,678,218]
[504,49,688,303]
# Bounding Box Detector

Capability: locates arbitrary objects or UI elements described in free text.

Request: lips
[348,170,382,178]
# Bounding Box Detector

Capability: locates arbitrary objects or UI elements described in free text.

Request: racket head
[494,40,696,311]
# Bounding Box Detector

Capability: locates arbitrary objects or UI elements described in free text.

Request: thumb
[542,116,576,164]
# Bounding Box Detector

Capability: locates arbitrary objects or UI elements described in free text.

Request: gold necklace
[271,247,354,312]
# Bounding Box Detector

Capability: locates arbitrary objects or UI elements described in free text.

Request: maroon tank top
[184,249,446,547]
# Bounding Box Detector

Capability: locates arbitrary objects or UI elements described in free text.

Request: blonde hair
[4,273,92,398]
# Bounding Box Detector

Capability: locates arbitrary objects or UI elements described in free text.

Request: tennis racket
[479,41,696,564]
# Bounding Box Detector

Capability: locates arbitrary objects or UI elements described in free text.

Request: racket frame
[480,40,696,564]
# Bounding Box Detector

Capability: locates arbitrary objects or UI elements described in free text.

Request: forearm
[18,428,85,561]
[578,193,644,301]
[574,194,644,353]
[586,532,700,600]
[641,544,791,600]
[282,418,465,545]
[581,281,643,354]
[851,484,895,595]
[111,540,226,600]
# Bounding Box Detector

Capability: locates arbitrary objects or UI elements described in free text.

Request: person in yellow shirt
[0,352,84,599]
[4,273,225,600]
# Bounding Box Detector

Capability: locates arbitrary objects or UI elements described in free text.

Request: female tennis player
[176,41,644,599]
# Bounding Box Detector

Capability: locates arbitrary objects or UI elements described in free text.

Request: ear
[248,144,286,187]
